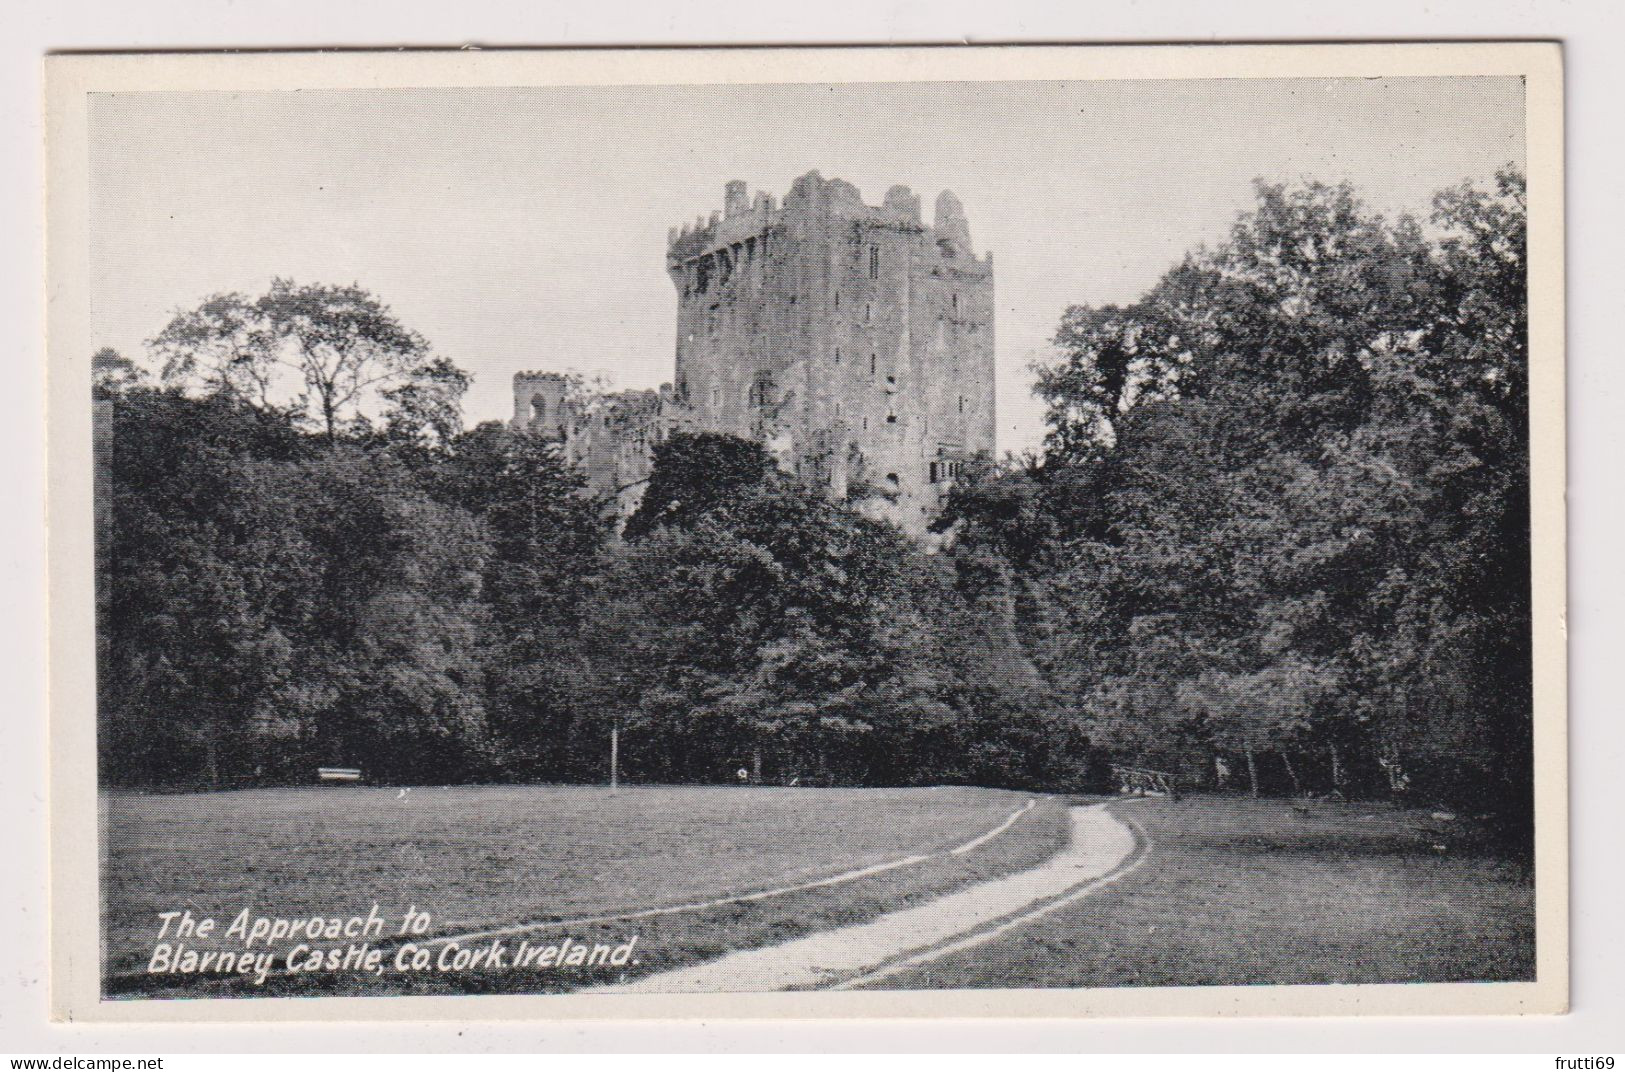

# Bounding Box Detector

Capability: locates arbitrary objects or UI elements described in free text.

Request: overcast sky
[89,77,1524,455]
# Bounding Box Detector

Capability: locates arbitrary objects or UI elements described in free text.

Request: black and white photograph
[43,43,1565,1020]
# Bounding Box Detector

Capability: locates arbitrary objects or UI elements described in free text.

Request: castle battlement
[667,172,991,271]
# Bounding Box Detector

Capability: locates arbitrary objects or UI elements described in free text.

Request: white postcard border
[45,41,1567,1023]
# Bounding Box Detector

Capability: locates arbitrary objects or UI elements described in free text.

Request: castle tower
[511,371,576,439]
[664,172,996,533]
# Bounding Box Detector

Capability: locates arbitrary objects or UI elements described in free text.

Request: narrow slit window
[749,370,776,409]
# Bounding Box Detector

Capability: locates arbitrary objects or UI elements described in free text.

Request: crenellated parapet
[512,370,578,433]
[665,171,991,287]
[667,189,780,268]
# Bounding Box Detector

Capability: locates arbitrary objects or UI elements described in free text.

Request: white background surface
[4,0,1619,1055]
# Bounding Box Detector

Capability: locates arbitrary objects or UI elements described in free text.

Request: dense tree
[99,388,317,786]
[99,388,500,786]
[582,450,1093,789]
[429,421,613,778]
[588,476,907,782]
[431,421,609,622]
[622,431,777,540]
[277,448,495,782]
[92,347,144,397]
[150,279,468,445]
[1022,168,1531,846]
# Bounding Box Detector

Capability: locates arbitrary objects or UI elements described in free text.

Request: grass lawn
[869,794,1536,989]
[102,783,1067,997]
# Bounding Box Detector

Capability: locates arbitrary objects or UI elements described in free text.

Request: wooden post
[610,719,620,793]
[203,725,221,790]
[1281,752,1302,797]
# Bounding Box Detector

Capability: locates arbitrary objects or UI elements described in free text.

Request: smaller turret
[511,371,576,437]
[933,190,973,255]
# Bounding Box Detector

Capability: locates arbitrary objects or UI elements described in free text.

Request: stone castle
[512,170,995,535]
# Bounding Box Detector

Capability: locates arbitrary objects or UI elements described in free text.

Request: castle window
[886,472,899,486]
[711,387,721,408]
[748,370,776,409]
[833,291,840,308]
[870,353,877,376]
[834,401,842,417]
[958,395,965,413]
[834,347,841,364]
[886,413,897,424]
[869,246,880,279]
[864,302,872,323]
[531,396,547,423]
[951,292,959,312]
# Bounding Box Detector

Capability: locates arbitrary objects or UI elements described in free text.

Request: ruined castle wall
[511,373,671,518]
[511,371,575,439]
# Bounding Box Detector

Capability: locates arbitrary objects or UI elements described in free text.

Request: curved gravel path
[598,803,1140,993]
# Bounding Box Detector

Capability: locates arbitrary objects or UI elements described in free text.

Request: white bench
[317,767,362,783]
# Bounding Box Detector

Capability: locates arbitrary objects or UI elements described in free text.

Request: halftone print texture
[83,65,1540,1003]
